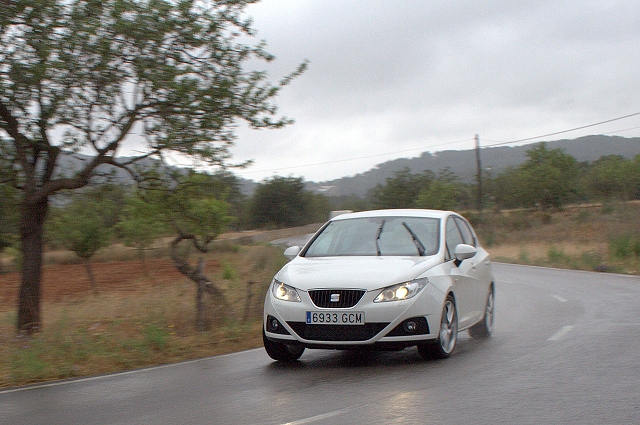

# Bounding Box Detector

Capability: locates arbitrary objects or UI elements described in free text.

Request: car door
[445,216,477,329]
[453,216,491,321]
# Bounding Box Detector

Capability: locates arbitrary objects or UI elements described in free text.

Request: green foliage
[581,155,640,201]
[221,262,238,281]
[248,176,321,227]
[518,249,530,263]
[83,185,128,229]
[488,167,524,209]
[50,199,112,260]
[144,324,169,351]
[2,0,306,166]
[135,170,234,246]
[519,143,579,209]
[580,251,604,270]
[371,168,434,209]
[609,233,640,259]
[485,144,581,211]
[415,170,460,210]
[2,0,304,329]
[547,246,570,264]
[178,197,232,240]
[115,195,165,256]
[305,192,332,223]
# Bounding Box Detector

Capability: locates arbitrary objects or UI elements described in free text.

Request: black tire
[469,284,494,339]
[418,294,458,360]
[263,329,305,362]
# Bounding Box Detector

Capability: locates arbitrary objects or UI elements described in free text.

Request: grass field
[1,206,640,389]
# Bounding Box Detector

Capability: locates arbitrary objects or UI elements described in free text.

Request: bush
[609,233,640,258]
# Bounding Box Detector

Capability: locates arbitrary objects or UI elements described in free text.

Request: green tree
[518,143,578,209]
[51,199,112,293]
[305,192,332,223]
[1,0,305,332]
[84,184,128,230]
[160,171,233,331]
[583,155,637,201]
[415,169,460,210]
[249,176,310,227]
[115,194,165,265]
[489,167,526,210]
[371,167,434,209]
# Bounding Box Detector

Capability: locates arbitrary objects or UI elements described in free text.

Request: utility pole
[475,134,482,213]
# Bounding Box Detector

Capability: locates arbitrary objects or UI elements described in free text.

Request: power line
[241,111,640,176]
[483,111,640,148]
[239,137,474,175]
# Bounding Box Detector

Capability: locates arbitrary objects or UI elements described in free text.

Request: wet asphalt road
[2,263,640,425]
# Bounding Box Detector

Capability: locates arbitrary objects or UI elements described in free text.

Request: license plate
[306,311,365,325]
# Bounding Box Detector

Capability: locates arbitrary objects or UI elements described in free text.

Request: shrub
[609,233,640,258]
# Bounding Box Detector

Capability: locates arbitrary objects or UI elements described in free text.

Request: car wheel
[469,284,494,339]
[262,329,305,362]
[418,294,458,360]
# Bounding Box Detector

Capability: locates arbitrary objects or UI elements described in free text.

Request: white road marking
[552,295,568,303]
[283,407,352,425]
[0,348,265,395]
[548,325,574,341]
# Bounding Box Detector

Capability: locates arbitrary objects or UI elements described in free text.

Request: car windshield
[303,217,440,257]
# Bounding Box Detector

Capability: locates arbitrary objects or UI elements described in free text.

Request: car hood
[276,255,442,291]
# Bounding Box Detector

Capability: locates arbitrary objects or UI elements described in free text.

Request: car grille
[287,322,389,341]
[308,289,366,308]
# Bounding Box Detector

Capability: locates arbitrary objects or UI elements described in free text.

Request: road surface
[2,263,640,424]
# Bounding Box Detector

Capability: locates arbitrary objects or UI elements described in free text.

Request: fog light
[403,320,417,333]
[270,318,279,330]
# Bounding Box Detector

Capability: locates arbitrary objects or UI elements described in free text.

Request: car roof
[330,209,453,221]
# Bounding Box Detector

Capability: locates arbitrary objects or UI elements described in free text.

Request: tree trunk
[196,274,207,331]
[83,257,98,295]
[169,235,228,331]
[17,196,49,333]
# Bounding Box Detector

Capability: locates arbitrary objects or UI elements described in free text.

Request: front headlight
[271,279,302,302]
[374,278,428,302]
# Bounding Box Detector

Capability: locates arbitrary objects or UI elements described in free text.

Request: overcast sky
[216,0,640,183]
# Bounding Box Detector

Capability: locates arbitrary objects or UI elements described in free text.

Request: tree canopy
[249,176,311,228]
[371,167,434,209]
[1,0,306,332]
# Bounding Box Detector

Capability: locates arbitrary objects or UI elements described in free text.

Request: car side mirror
[454,244,477,267]
[283,246,301,260]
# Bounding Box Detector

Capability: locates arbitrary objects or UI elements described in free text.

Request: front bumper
[263,283,446,349]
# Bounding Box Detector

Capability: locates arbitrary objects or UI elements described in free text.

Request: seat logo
[330,293,340,302]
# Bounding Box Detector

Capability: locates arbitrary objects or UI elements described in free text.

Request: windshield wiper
[402,222,426,256]
[375,219,386,256]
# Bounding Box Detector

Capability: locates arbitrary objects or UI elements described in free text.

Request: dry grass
[0,241,290,389]
[2,210,640,389]
[472,202,640,273]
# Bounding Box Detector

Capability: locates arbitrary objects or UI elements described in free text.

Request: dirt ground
[0,258,220,305]
[0,223,324,307]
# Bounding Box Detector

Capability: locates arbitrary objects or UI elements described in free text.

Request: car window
[303,217,440,257]
[454,216,476,247]
[445,217,464,260]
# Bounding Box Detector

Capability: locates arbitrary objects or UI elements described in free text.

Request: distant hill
[51,135,640,199]
[304,135,640,198]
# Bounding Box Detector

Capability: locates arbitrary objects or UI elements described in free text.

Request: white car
[263,209,494,361]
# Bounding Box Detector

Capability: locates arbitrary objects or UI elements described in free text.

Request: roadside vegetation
[2,202,640,389]
[2,0,640,391]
